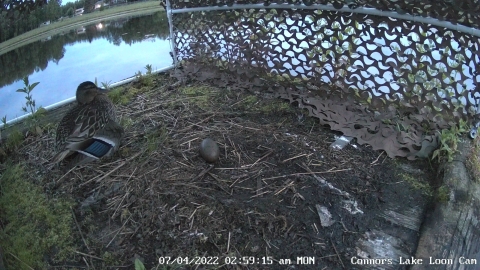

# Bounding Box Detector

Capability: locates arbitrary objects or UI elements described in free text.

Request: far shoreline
[0,1,163,55]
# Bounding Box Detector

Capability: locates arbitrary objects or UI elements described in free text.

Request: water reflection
[0,11,171,122]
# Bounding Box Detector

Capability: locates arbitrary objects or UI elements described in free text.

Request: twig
[7,252,34,270]
[177,115,216,133]
[71,207,89,250]
[262,169,351,181]
[245,150,273,168]
[192,165,214,181]
[106,217,131,248]
[282,153,308,163]
[250,191,270,198]
[111,168,136,219]
[55,166,76,186]
[228,120,261,131]
[370,151,384,165]
[81,161,126,186]
[133,103,164,116]
[274,180,294,195]
[331,239,345,268]
[73,250,104,261]
[180,137,199,145]
[227,232,231,253]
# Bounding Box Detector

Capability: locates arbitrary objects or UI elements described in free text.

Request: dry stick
[370,151,384,165]
[227,232,231,253]
[192,165,214,181]
[180,137,199,145]
[81,151,142,186]
[7,252,34,270]
[177,115,216,133]
[250,191,270,198]
[73,250,104,261]
[246,150,273,168]
[206,174,232,195]
[133,103,164,116]
[229,96,252,107]
[82,257,90,269]
[80,161,126,186]
[262,169,351,181]
[331,239,345,269]
[55,166,77,186]
[228,120,261,131]
[274,180,294,196]
[71,207,90,251]
[194,252,208,270]
[281,153,308,163]
[106,217,131,248]
[111,169,137,219]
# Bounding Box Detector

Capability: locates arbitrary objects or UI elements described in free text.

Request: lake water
[0,11,171,123]
[2,9,478,124]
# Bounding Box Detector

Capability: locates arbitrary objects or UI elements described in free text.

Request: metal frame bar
[166,0,178,66]
[171,3,480,37]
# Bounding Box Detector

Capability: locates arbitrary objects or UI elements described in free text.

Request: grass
[399,172,433,197]
[0,164,76,269]
[0,1,163,55]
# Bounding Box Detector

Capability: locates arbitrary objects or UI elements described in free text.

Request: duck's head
[76,81,101,104]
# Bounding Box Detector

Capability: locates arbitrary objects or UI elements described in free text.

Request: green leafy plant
[432,120,468,162]
[134,258,146,270]
[136,64,155,87]
[15,77,46,134]
[101,80,112,90]
[145,64,153,75]
[4,129,24,150]
[16,77,40,115]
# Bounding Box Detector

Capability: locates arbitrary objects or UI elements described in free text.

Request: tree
[66,7,73,17]
[45,0,61,21]
[84,0,95,13]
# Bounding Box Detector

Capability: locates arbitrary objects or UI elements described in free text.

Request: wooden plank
[412,139,480,270]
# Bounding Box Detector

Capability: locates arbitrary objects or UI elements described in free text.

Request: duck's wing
[62,120,124,169]
[53,95,116,163]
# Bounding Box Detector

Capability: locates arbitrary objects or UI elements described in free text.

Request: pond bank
[0,1,163,55]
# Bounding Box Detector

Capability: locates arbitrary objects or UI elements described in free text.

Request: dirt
[7,72,436,269]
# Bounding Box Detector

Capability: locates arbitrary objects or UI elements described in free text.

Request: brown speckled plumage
[53,81,123,168]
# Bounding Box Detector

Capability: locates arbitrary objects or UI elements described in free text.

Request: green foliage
[135,258,146,270]
[399,173,433,197]
[1,115,7,128]
[16,77,45,133]
[431,120,468,162]
[260,99,293,114]
[108,87,132,105]
[145,64,153,75]
[16,77,40,115]
[4,129,24,151]
[101,80,112,90]
[66,7,74,17]
[0,164,75,269]
[436,185,450,203]
[136,64,155,87]
[145,126,168,153]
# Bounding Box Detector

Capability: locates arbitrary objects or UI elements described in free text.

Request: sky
[62,0,77,5]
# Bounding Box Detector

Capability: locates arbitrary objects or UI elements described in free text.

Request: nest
[6,72,432,268]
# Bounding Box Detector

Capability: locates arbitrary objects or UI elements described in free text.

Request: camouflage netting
[168,0,480,159]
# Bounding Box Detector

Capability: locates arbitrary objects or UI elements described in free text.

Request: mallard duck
[52,81,124,168]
